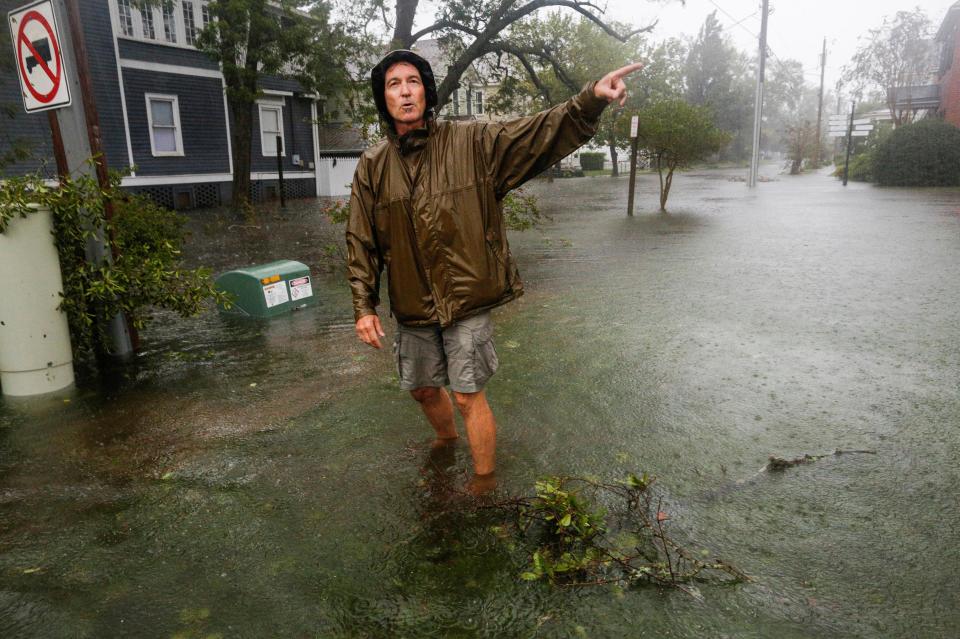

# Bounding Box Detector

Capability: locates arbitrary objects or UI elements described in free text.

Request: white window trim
[145,93,185,157]
[258,102,286,157]
[111,0,209,52]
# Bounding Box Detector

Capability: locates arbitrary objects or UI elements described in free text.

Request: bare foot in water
[466,472,497,496]
[431,436,459,450]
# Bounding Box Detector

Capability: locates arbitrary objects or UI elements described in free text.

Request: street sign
[630,115,639,139]
[8,0,71,113]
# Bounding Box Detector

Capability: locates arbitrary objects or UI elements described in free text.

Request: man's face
[384,62,426,130]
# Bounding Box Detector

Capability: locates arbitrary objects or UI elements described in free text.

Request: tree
[633,99,730,211]
[844,8,934,126]
[683,12,754,162]
[784,120,817,175]
[484,14,649,176]
[196,1,355,210]
[337,0,680,110]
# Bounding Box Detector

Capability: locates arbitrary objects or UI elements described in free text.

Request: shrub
[873,119,960,186]
[579,152,605,171]
[0,171,229,360]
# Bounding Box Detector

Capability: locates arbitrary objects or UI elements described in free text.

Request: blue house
[0,0,363,207]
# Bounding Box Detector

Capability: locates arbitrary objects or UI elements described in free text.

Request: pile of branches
[479,473,749,595]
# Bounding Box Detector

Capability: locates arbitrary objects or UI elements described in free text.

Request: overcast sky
[602,0,956,91]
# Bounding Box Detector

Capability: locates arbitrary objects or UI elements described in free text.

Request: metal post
[814,38,827,169]
[843,101,856,187]
[276,135,286,209]
[748,0,770,188]
[627,135,639,217]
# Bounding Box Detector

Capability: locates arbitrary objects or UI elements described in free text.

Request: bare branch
[503,0,657,42]
[410,19,482,42]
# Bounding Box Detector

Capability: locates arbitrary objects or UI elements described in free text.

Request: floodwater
[2,167,959,638]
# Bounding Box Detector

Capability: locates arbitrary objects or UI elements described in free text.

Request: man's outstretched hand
[356,313,385,349]
[594,62,645,106]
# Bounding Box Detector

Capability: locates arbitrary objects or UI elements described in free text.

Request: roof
[317,124,366,155]
[936,2,960,41]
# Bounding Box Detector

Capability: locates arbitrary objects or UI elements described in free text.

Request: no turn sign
[8,0,71,113]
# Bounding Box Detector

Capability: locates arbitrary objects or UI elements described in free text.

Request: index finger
[610,62,645,80]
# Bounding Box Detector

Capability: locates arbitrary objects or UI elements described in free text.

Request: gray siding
[123,69,230,175]
[117,39,219,71]
[80,0,131,171]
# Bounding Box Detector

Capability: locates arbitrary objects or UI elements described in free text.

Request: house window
[259,103,285,156]
[117,0,134,37]
[162,4,177,43]
[145,94,184,156]
[201,3,212,29]
[183,1,198,45]
[141,6,156,39]
[474,90,483,115]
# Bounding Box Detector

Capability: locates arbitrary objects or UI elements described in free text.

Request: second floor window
[162,5,177,43]
[201,3,212,29]
[474,91,483,115]
[183,1,198,45]
[117,0,134,37]
[141,7,156,40]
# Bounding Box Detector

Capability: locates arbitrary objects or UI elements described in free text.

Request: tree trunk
[656,154,665,210]
[661,166,675,211]
[609,143,619,177]
[230,96,254,211]
[392,0,419,48]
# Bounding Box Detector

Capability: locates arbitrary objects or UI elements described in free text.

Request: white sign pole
[627,115,640,216]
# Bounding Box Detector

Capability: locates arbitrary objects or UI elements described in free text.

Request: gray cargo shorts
[393,312,499,393]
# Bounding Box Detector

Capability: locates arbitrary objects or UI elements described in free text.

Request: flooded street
[2,167,959,638]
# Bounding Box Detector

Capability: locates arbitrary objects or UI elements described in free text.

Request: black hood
[371,49,438,130]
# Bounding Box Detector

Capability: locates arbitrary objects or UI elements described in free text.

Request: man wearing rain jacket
[347,48,642,492]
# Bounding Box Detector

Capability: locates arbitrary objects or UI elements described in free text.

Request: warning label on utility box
[289,276,313,301]
[262,281,289,308]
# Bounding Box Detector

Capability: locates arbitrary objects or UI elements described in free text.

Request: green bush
[579,152,605,171]
[0,171,229,360]
[873,119,960,186]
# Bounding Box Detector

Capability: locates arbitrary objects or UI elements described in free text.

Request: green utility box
[215,260,315,318]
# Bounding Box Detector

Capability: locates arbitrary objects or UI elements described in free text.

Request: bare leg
[452,390,496,477]
[410,387,458,442]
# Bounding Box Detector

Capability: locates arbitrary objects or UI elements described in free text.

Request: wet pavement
[1,166,959,638]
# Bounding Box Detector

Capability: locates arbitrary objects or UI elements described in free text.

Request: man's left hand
[594,62,645,107]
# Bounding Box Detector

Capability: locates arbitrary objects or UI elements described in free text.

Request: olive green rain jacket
[346,83,608,327]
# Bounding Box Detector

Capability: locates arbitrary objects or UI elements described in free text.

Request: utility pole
[56,0,135,357]
[748,0,770,188]
[813,38,827,169]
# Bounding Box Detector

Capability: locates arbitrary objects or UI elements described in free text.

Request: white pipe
[0,205,75,397]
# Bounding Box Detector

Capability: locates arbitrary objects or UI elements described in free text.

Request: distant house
[891,1,960,126]
[0,0,362,207]
[409,39,513,122]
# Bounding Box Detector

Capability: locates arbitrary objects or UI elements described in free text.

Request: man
[347,49,642,491]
